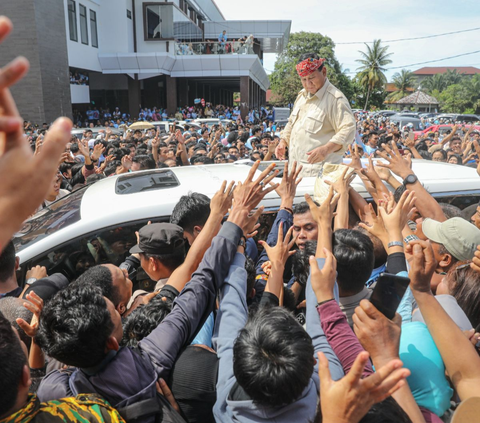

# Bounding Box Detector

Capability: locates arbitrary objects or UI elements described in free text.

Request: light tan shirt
[280,79,356,177]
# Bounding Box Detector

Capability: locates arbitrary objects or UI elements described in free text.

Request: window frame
[79,4,89,45]
[68,0,78,42]
[90,9,98,48]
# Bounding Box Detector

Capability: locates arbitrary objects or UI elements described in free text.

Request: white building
[64,0,291,118]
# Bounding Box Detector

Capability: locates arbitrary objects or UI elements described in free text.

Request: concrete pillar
[165,75,177,116]
[128,76,141,118]
[240,76,250,119]
[0,0,72,123]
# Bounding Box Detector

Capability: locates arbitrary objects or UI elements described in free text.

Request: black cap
[130,223,184,255]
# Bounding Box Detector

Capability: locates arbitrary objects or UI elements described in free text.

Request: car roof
[16,159,480,264]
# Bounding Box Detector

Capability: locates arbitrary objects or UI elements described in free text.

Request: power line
[336,26,480,45]
[343,49,480,74]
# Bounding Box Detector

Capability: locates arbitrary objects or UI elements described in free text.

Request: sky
[214,0,480,81]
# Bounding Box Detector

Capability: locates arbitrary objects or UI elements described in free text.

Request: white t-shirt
[37,189,70,212]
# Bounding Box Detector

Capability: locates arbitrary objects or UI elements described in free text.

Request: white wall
[64,0,102,71]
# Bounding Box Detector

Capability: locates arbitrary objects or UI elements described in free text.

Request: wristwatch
[403,174,418,186]
[238,236,247,248]
[26,277,37,286]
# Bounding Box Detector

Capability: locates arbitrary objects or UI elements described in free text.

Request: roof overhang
[97,52,270,91]
[203,21,291,54]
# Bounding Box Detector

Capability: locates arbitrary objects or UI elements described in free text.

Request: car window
[13,187,86,253]
[25,217,169,290]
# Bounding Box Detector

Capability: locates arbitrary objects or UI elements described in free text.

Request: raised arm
[326,167,354,230]
[408,240,480,401]
[166,181,234,293]
[377,141,445,222]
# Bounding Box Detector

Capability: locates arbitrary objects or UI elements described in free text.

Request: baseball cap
[422,217,480,261]
[130,223,184,255]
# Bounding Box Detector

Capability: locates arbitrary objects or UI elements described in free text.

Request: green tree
[355,39,393,110]
[439,84,469,113]
[269,31,353,105]
[421,74,446,93]
[386,69,417,102]
[459,74,480,113]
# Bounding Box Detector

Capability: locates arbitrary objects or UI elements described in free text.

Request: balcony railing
[174,40,258,56]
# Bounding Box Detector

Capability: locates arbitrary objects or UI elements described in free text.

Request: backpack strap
[117,397,162,421]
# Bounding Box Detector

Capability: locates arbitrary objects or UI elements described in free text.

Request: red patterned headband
[296,58,325,77]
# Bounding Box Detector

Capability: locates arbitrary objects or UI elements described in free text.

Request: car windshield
[13,187,86,252]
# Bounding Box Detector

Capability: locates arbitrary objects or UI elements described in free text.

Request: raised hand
[0,17,72,247]
[228,161,279,235]
[353,300,402,368]
[405,240,437,294]
[378,190,416,236]
[210,180,235,218]
[347,144,362,171]
[275,161,302,209]
[304,186,339,227]
[16,291,44,338]
[309,248,337,303]
[318,351,409,423]
[377,141,414,179]
[275,139,287,160]
[91,143,105,162]
[326,166,355,195]
[259,222,297,267]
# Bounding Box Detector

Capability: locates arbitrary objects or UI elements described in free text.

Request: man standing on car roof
[276,53,356,177]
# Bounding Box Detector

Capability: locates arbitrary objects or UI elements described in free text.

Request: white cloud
[214,0,480,80]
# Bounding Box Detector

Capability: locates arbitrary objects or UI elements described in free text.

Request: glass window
[90,10,98,48]
[146,5,173,39]
[68,0,78,42]
[79,4,88,45]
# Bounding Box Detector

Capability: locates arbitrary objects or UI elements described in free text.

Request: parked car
[437,114,480,123]
[13,160,480,287]
[389,115,423,131]
[414,124,480,140]
[193,118,235,128]
[71,126,122,139]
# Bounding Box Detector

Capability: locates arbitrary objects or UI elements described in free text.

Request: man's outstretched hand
[0,16,73,247]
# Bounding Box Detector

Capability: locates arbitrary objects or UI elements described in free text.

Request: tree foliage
[422,72,480,113]
[386,69,417,102]
[269,32,353,105]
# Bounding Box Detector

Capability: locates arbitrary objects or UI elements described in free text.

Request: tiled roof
[394,91,439,105]
[413,66,480,75]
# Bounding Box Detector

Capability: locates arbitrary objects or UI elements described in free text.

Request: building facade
[0,0,291,123]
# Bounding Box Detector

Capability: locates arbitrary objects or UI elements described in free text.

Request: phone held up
[369,273,410,319]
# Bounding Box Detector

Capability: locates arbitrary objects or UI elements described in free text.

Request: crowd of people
[3,14,480,423]
[69,71,89,86]
[175,32,257,56]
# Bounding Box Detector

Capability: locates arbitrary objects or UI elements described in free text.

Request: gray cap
[423,217,480,261]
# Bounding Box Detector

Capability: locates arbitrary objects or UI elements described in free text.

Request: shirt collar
[339,287,371,307]
[303,78,330,101]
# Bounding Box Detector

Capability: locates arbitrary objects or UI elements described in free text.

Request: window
[79,4,88,45]
[127,9,132,19]
[145,5,173,39]
[68,0,78,42]
[90,10,98,48]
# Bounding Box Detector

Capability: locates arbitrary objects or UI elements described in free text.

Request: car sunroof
[115,170,180,195]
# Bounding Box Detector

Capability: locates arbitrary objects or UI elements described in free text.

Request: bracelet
[281,207,293,214]
[388,241,403,249]
[316,298,335,307]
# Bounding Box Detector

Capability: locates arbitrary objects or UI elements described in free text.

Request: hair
[449,153,463,165]
[233,305,314,407]
[86,173,106,185]
[59,162,73,176]
[36,282,114,368]
[432,149,447,161]
[132,155,156,170]
[0,298,33,350]
[0,241,16,283]
[70,143,79,154]
[293,201,318,215]
[104,160,121,176]
[75,265,121,307]
[356,227,387,269]
[0,311,28,417]
[121,295,172,347]
[192,156,214,165]
[142,249,185,273]
[447,264,480,331]
[439,203,462,219]
[358,397,412,423]
[170,192,211,234]
[333,229,374,294]
[394,184,407,204]
[291,241,317,287]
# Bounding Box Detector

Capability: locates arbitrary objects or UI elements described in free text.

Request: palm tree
[356,39,393,110]
[386,69,417,102]
[422,74,446,93]
[444,69,463,86]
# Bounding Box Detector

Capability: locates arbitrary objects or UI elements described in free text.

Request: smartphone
[369,273,410,319]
